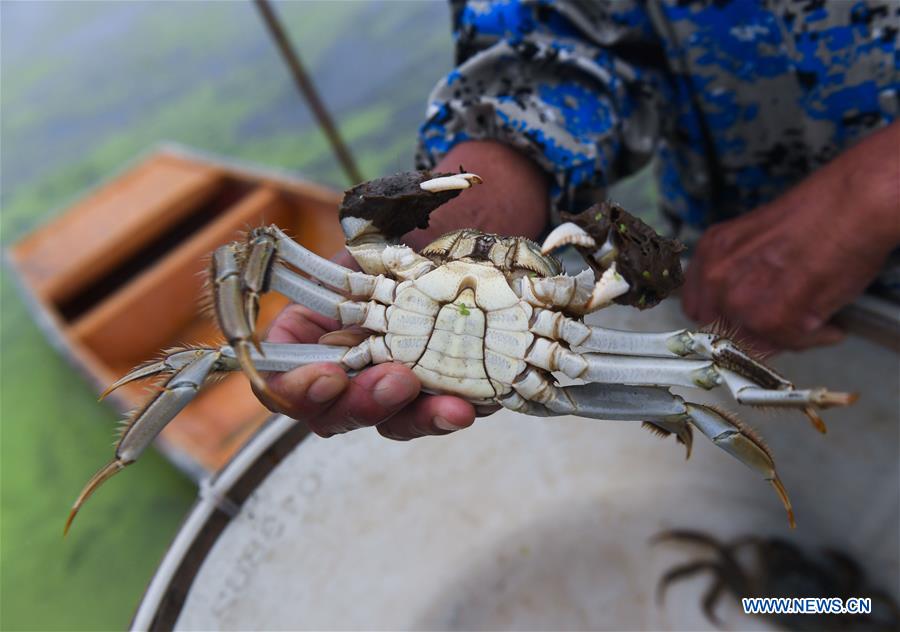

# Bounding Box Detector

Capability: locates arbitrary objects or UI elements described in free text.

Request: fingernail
[433,416,458,432]
[308,375,346,403]
[373,373,417,407]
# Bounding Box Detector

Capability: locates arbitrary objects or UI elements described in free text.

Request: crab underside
[65,170,856,534]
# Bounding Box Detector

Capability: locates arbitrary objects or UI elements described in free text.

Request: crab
[64,170,856,533]
[655,530,900,630]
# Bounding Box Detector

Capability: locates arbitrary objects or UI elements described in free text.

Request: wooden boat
[7,144,343,478]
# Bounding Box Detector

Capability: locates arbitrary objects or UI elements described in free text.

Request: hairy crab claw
[418,172,483,192]
[66,170,857,534]
[541,202,686,309]
[542,211,857,434]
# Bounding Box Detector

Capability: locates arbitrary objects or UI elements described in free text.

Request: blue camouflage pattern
[416,0,899,230]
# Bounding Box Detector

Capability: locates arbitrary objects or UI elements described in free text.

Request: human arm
[416,0,665,218]
[682,121,900,352]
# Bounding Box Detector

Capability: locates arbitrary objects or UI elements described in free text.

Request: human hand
[682,123,900,352]
[259,303,478,439]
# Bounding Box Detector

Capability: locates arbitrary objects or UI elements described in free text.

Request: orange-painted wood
[9,149,344,474]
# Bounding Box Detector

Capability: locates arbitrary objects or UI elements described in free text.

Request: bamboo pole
[254,0,364,185]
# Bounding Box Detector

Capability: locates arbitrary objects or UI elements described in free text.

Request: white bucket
[133,298,899,630]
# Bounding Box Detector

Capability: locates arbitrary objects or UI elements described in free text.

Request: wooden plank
[9,154,223,303]
[72,186,282,362]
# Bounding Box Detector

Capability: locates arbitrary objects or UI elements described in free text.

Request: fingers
[259,355,478,441]
[681,213,849,351]
[262,295,479,441]
[316,364,421,436]
[684,280,847,352]
[265,303,339,344]
[775,321,845,351]
[263,361,424,437]
[260,362,351,421]
[716,276,846,350]
[376,395,477,441]
[682,223,745,324]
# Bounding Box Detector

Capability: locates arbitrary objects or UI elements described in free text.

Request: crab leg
[583,356,852,431]
[501,376,688,420]
[267,264,348,320]
[212,243,288,407]
[268,265,390,332]
[580,327,691,357]
[531,311,855,432]
[67,342,354,534]
[502,369,794,527]
[524,337,855,432]
[499,381,695,458]
[219,341,350,370]
[248,225,395,298]
[66,348,223,534]
[215,233,393,407]
[532,311,796,366]
[103,343,351,392]
[98,348,217,400]
[684,404,795,528]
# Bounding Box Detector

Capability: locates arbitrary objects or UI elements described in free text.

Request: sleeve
[416,0,669,221]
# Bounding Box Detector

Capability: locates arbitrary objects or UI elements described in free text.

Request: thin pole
[253,0,364,184]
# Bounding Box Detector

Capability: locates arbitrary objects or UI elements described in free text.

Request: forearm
[833,121,900,250]
[404,140,551,249]
[769,121,900,253]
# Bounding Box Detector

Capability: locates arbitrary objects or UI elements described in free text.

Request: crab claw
[419,172,483,192]
[340,170,482,244]
[540,222,597,254]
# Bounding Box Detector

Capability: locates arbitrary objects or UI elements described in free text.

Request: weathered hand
[682,123,900,352]
[260,303,477,440]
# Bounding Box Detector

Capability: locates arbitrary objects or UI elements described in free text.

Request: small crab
[655,530,900,630]
[65,170,856,533]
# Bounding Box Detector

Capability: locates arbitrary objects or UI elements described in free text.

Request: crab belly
[385,262,532,403]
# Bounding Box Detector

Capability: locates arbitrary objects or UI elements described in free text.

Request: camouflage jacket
[416,0,899,230]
